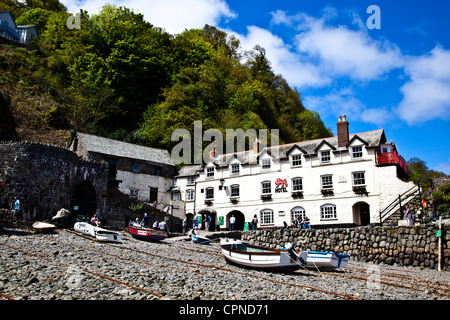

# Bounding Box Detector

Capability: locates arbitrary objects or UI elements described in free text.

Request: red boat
[128,222,168,242]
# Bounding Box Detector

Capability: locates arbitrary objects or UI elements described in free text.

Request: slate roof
[77,132,175,166]
[176,129,386,176]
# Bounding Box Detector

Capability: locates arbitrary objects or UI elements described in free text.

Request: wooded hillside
[0,1,332,152]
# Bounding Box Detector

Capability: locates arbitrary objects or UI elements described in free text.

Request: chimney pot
[253,138,261,154]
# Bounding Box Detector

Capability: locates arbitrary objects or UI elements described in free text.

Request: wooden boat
[74,222,123,243]
[305,251,350,270]
[191,234,211,245]
[32,221,56,233]
[220,238,308,272]
[128,222,167,242]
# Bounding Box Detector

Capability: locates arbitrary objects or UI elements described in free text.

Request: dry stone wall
[0,141,108,221]
[242,224,450,271]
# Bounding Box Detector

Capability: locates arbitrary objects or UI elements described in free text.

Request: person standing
[405,205,413,226]
[229,215,236,231]
[12,196,20,221]
[251,214,258,231]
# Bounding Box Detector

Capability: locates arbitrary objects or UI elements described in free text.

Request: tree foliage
[1,1,332,151]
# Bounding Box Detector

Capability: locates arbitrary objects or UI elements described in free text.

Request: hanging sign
[275,178,288,193]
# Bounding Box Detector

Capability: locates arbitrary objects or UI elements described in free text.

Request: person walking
[229,215,236,231]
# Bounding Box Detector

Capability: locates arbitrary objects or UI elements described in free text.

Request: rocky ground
[1,225,449,303]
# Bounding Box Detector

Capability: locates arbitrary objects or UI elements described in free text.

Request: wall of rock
[0,141,108,222]
[241,224,450,271]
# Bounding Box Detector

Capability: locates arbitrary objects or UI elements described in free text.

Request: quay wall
[241,225,450,271]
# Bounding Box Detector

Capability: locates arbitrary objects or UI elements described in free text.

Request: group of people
[404,205,424,226]
[292,216,311,229]
[131,212,170,232]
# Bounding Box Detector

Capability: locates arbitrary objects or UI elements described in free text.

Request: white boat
[220,238,308,272]
[74,222,123,243]
[305,251,350,270]
[32,221,56,233]
[191,234,211,245]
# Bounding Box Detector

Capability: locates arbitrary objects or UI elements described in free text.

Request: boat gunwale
[221,242,300,256]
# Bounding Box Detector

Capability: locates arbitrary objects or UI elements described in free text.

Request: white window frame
[291,177,303,192]
[291,206,305,223]
[230,163,240,175]
[186,189,194,201]
[321,175,333,190]
[172,192,180,201]
[321,204,337,220]
[351,146,363,159]
[230,184,240,198]
[260,209,274,225]
[205,187,214,200]
[261,181,272,195]
[290,154,302,167]
[261,158,271,170]
[187,176,195,185]
[320,150,331,164]
[352,171,366,186]
[206,167,214,178]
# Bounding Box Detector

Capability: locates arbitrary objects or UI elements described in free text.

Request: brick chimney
[337,115,349,148]
[209,148,216,159]
[253,138,261,154]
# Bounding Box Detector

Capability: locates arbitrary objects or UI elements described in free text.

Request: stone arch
[227,210,245,230]
[352,201,370,226]
[71,180,97,219]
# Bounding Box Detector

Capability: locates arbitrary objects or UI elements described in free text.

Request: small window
[261,158,271,170]
[321,175,333,190]
[321,204,337,220]
[230,185,240,198]
[172,192,180,201]
[352,146,363,159]
[186,189,194,201]
[261,181,271,195]
[130,190,139,198]
[205,187,214,200]
[132,162,141,173]
[291,154,302,167]
[292,177,303,192]
[352,172,366,186]
[187,176,195,185]
[230,163,240,175]
[206,167,214,178]
[320,151,331,163]
[260,209,274,225]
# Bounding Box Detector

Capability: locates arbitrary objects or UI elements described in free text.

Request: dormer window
[206,167,214,178]
[351,146,363,159]
[291,154,302,167]
[320,151,331,164]
[261,158,271,170]
[230,163,240,175]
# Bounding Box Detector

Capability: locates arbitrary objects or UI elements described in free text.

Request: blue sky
[62,0,450,174]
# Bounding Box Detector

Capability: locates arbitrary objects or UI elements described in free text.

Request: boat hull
[191,234,211,245]
[32,221,56,234]
[305,251,350,270]
[74,222,123,243]
[220,238,307,273]
[128,223,167,242]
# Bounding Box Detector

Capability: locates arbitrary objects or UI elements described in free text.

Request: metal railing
[379,185,419,225]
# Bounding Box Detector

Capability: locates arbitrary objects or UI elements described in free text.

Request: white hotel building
[171,116,414,231]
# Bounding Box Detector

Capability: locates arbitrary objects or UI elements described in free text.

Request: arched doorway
[227,210,245,230]
[352,202,370,226]
[71,180,97,219]
[197,209,217,231]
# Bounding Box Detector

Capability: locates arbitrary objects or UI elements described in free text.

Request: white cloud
[290,12,404,81]
[61,0,236,34]
[229,26,329,88]
[396,46,450,125]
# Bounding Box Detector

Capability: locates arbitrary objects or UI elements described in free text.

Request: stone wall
[241,224,450,271]
[0,141,108,221]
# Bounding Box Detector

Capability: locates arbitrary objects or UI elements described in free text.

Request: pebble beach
[1,225,450,302]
